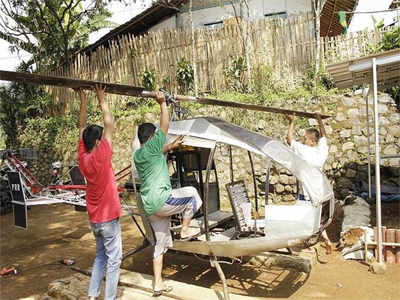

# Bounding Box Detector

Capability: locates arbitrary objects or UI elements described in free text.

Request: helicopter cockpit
[131,117,334,258]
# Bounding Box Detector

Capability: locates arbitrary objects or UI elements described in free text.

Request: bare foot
[321,242,334,255]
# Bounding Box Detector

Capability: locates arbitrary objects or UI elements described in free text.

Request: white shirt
[291,137,328,200]
[291,137,328,170]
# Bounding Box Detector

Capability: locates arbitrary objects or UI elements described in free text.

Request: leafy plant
[385,85,400,111]
[176,57,194,94]
[372,16,385,31]
[0,84,53,149]
[162,75,171,90]
[19,114,77,184]
[0,0,117,69]
[368,17,399,54]
[252,64,283,103]
[303,63,335,92]
[141,70,156,91]
[379,26,400,51]
[224,57,247,92]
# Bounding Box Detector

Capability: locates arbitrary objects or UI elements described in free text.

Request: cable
[336,8,400,14]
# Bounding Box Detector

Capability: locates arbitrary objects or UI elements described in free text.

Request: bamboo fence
[44,12,388,102]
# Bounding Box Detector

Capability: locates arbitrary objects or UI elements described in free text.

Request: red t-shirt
[78,139,121,223]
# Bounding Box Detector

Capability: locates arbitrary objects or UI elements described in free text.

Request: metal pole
[265,159,271,206]
[203,147,216,241]
[364,85,372,199]
[372,58,383,264]
[229,146,233,183]
[247,151,258,213]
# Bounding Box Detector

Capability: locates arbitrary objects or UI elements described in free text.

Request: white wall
[248,0,311,20]
[148,0,312,31]
[178,4,238,28]
[149,16,177,32]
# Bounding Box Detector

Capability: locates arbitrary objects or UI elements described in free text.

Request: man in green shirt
[134,91,202,296]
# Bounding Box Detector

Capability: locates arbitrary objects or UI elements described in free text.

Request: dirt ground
[1,203,399,300]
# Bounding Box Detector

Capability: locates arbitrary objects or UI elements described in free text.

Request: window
[264,11,288,20]
[204,21,223,29]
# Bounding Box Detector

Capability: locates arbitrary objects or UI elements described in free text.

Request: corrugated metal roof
[80,0,185,54]
[320,0,359,37]
[326,48,400,89]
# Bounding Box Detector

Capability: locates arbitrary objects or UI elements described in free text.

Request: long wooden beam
[0,70,330,119]
[0,70,145,96]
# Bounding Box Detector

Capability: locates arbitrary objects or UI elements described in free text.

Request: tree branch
[0,32,38,54]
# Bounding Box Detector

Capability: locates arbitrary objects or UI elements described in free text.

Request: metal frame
[247,151,258,213]
[351,56,400,263]
[202,145,233,299]
[264,159,272,206]
[203,146,216,241]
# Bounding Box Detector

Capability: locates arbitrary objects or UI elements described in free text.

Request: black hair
[306,128,320,143]
[138,123,156,144]
[83,124,103,151]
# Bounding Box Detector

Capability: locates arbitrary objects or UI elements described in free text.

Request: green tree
[0,64,54,149]
[176,57,194,94]
[0,0,117,70]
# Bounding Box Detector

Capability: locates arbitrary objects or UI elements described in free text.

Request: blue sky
[0,0,397,72]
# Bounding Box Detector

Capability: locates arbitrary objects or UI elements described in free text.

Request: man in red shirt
[76,85,122,300]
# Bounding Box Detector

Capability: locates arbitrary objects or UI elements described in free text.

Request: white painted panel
[148,16,177,32]
[146,0,312,31]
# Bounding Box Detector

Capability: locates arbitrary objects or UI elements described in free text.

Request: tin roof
[326,48,400,89]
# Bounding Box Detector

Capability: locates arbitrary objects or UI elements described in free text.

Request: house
[82,0,358,54]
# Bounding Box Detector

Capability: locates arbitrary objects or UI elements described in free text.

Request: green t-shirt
[133,129,172,215]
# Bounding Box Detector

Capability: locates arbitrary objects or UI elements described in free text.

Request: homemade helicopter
[0,70,334,299]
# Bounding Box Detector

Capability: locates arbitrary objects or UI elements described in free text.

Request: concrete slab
[41,269,260,300]
[119,269,260,300]
[41,273,175,300]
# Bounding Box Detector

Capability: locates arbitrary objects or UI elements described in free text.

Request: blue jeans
[88,218,122,300]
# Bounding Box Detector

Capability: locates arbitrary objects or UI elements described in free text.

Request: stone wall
[18,93,400,203]
[323,93,400,199]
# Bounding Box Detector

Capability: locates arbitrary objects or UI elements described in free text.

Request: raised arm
[95,85,114,146]
[286,113,296,146]
[77,88,86,139]
[156,91,169,135]
[163,135,184,154]
[316,113,326,138]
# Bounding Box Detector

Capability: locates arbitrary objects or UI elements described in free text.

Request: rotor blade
[193,97,331,119]
[0,70,330,119]
[0,70,145,96]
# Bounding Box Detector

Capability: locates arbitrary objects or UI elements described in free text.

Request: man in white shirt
[287,113,334,254]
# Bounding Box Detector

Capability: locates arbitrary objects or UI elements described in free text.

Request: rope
[336,8,400,14]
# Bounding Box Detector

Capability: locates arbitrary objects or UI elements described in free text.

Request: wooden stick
[0,70,331,119]
[0,70,145,96]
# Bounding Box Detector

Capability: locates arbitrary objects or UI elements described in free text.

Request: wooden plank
[0,70,331,119]
[0,70,145,96]
[194,96,331,119]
